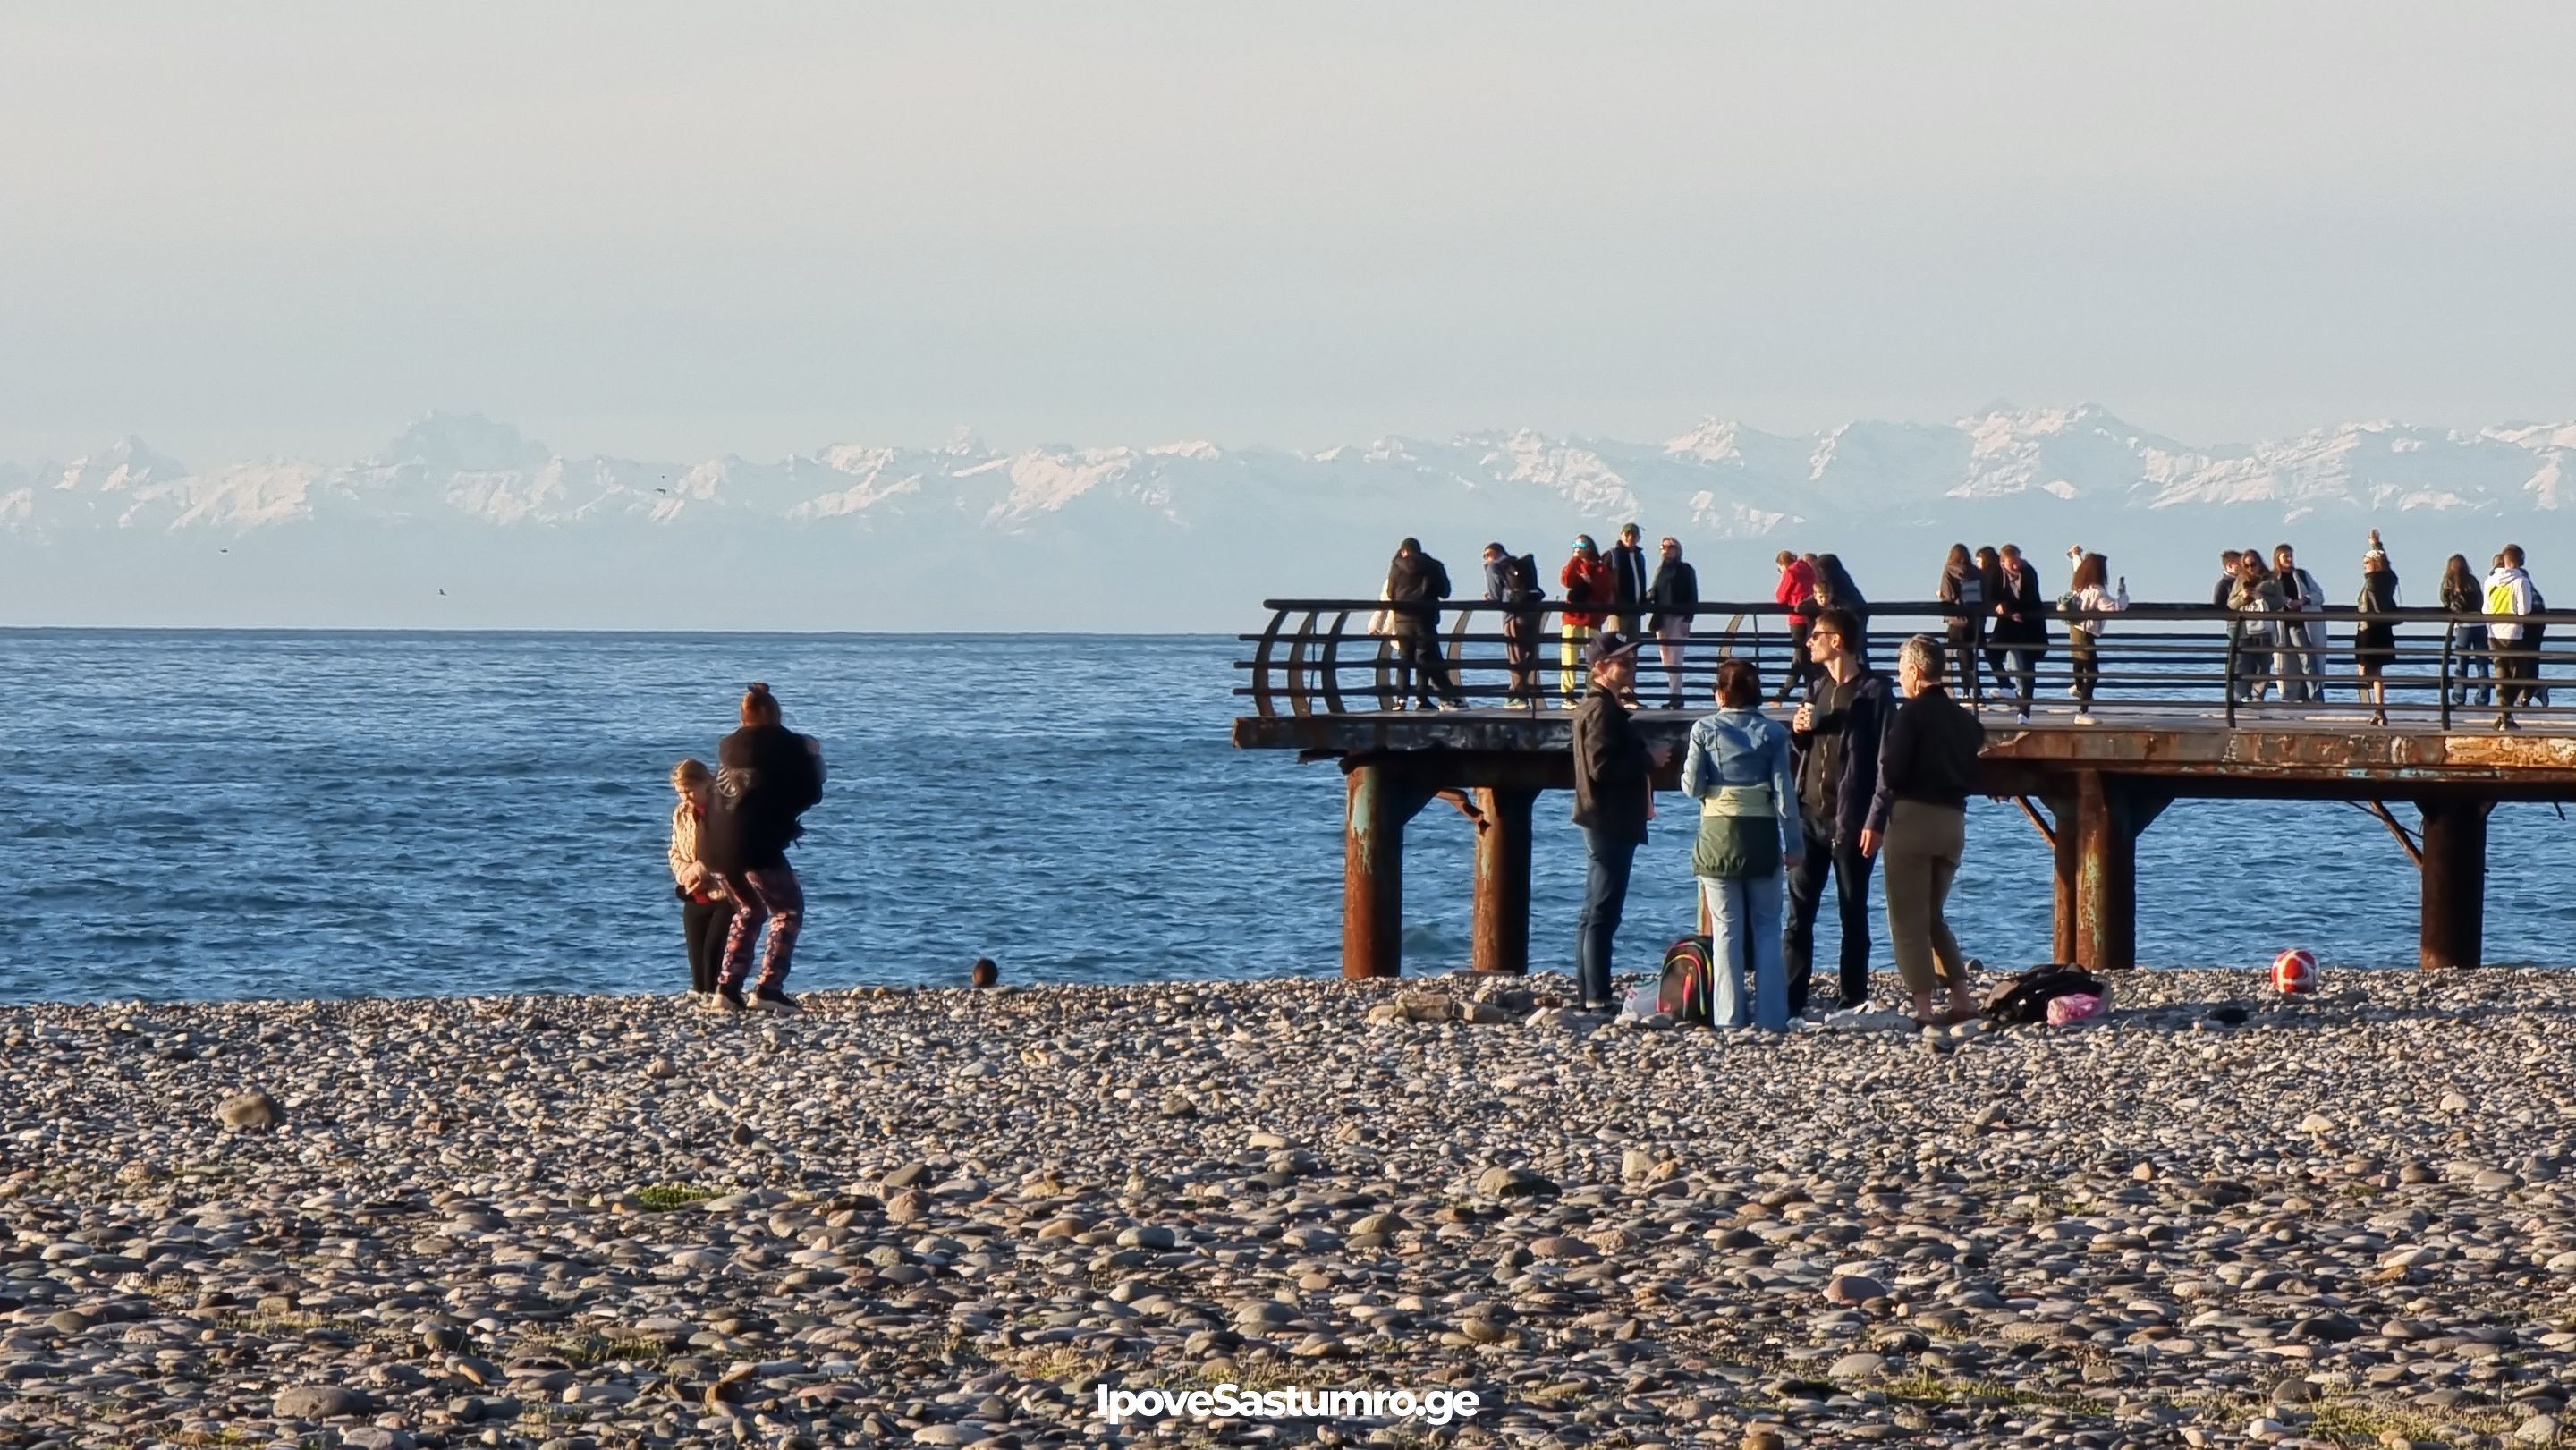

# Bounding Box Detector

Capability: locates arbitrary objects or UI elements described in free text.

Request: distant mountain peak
[381,411,552,473]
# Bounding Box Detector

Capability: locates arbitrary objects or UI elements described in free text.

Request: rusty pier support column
[2067,773,2169,971]
[2044,791,2079,964]
[2419,799,2490,970]
[1342,759,1438,979]
[1470,786,1538,974]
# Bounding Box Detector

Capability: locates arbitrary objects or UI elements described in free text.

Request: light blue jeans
[1700,873,1788,1031]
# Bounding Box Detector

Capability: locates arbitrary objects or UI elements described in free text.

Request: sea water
[4,629,2572,1004]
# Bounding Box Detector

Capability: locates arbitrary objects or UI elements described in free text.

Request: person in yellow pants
[1557,535,1613,706]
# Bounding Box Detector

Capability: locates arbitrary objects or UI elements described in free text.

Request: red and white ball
[2271,948,2319,994]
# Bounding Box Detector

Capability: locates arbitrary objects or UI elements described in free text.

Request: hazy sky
[6,2,2573,464]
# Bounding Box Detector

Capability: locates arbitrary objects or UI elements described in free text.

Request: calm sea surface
[4,630,2572,1005]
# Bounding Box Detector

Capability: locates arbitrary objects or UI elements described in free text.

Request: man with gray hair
[1863,634,1986,1026]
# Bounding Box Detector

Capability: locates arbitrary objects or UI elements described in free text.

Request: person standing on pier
[1482,542,1544,705]
[2353,531,2401,726]
[2485,544,2542,729]
[1772,550,1818,703]
[2441,554,2493,708]
[2064,551,2128,725]
[2231,551,2291,704]
[1683,657,1801,1030]
[1559,536,1614,707]
[1607,523,1651,639]
[702,683,825,1013]
[1863,635,1985,1028]
[1988,544,2047,723]
[2212,551,2242,609]
[1571,632,1661,1011]
[2275,543,2328,704]
[1384,538,1464,710]
[1646,536,1698,710]
[1936,544,1985,698]
[1784,608,1887,1013]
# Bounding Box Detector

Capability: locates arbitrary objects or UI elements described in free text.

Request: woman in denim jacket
[1682,658,1804,1030]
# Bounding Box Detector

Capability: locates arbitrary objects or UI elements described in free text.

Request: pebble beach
[5,970,2576,1450]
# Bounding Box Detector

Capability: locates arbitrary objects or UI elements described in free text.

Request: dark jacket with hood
[1384,549,1452,632]
[701,723,825,875]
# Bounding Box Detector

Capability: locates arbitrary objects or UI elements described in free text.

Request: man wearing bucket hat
[1559,535,1616,707]
[1570,630,1667,1010]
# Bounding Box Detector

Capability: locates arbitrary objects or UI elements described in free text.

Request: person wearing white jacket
[2274,543,2329,705]
[2485,545,2542,729]
[2063,551,2129,725]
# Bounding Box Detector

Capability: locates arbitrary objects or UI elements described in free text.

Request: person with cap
[1607,522,1652,638]
[1383,537,1464,710]
[1645,535,1699,710]
[1559,535,1615,707]
[1483,540,1545,705]
[1570,630,1666,1010]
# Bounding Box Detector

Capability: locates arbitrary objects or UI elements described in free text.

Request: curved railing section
[1237,598,2576,732]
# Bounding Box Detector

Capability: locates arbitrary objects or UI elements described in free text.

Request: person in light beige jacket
[668,759,733,998]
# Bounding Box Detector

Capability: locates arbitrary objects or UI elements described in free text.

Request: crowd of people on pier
[1378,530,2553,731]
[1379,525,2556,1032]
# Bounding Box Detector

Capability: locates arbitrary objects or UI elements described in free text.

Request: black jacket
[1990,563,2048,648]
[1571,689,1652,844]
[1607,543,1650,610]
[700,723,825,874]
[1865,688,1985,833]
[1645,560,1698,632]
[1385,550,1451,630]
[1792,670,1889,846]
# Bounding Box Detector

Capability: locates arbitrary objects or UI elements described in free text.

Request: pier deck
[1232,598,2576,976]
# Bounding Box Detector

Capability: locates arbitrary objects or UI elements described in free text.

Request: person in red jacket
[1773,550,1819,702]
[1559,535,1616,706]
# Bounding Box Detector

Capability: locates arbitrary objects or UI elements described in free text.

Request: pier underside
[1236,711,2576,978]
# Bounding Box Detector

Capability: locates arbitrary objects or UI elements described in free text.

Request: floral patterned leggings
[717,865,803,993]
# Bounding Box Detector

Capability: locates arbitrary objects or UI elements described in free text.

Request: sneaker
[750,988,800,1014]
[2073,712,2097,725]
[2016,708,2031,725]
[716,985,748,1013]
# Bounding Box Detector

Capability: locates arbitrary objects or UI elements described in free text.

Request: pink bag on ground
[2046,993,2106,1026]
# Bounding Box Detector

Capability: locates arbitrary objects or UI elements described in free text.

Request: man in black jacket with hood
[1385,538,1464,710]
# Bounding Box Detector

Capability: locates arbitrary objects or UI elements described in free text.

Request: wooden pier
[1233,598,2576,976]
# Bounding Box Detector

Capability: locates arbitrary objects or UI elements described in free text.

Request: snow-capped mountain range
[7,405,2572,630]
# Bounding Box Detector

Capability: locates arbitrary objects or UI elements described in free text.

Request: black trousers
[682,897,735,994]
[1392,626,1461,706]
[1783,824,1876,1012]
